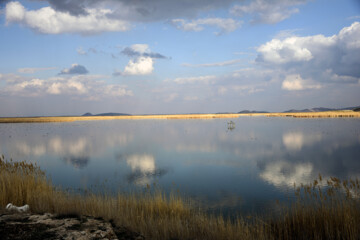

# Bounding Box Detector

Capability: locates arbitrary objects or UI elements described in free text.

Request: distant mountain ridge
[235,106,360,114]
[238,110,269,114]
[82,112,131,116]
[283,106,360,113]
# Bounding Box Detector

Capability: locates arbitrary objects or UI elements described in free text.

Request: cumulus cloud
[5,0,310,35]
[115,44,167,76]
[17,67,56,74]
[120,57,154,76]
[231,0,308,24]
[171,18,242,35]
[281,74,321,91]
[59,64,89,75]
[173,75,216,84]
[182,59,242,67]
[257,35,328,64]
[5,1,130,35]
[0,73,133,99]
[257,22,360,86]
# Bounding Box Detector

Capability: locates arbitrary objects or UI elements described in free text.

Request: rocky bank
[0,211,145,240]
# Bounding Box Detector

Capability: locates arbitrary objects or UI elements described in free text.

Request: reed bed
[1,156,360,239]
[0,111,359,123]
[0,114,243,123]
[265,111,360,118]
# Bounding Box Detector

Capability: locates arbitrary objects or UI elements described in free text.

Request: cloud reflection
[125,154,167,186]
[282,131,322,151]
[63,156,90,169]
[259,160,313,187]
[10,132,132,169]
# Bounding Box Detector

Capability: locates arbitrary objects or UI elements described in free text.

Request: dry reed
[0,111,359,123]
[1,156,360,239]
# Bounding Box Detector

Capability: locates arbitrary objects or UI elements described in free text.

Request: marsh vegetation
[1,156,360,240]
[0,111,359,123]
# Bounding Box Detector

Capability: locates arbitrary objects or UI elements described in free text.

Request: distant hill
[235,106,360,114]
[82,112,131,116]
[238,110,269,114]
[283,106,360,113]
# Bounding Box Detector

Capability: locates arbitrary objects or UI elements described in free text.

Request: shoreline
[0,111,359,123]
[2,157,360,239]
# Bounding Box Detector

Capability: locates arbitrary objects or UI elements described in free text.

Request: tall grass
[1,156,360,239]
[0,111,359,123]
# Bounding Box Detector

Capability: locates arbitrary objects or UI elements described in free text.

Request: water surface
[1,117,359,216]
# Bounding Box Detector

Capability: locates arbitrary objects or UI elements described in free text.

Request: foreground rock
[0,211,145,240]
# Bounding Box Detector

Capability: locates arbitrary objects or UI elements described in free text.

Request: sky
[0,0,359,116]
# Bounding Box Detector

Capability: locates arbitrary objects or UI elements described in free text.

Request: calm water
[1,117,360,216]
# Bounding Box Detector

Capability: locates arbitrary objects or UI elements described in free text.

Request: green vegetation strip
[1,156,360,239]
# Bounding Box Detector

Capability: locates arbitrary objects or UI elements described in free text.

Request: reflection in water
[49,137,89,156]
[63,156,89,169]
[126,154,167,186]
[175,143,217,153]
[259,161,313,187]
[0,118,359,215]
[8,130,132,168]
[126,154,155,173]
[15,141,46,156]
[282,131,322,151]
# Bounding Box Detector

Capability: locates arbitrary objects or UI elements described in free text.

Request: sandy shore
[0,111,359,123]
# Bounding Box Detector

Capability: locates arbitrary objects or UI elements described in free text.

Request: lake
[1,117,359,216]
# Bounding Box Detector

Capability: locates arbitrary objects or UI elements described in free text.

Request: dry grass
[0,114,242,123]
[0,111,359,123]
[265,110,360,118]
[1,156,360,239]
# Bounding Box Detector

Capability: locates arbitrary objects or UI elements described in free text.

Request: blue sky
[0,0,359,116]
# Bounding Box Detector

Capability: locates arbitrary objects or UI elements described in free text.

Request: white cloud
[165,93,179,102]
[115,44,166,76]
[17,67,56,74]
[130,44,149,54]
[182,59,242,67]
[257,21,359,65]
[174,75,216,84]
[257,37,316,64]
[281,74,321,91]
[5,1,130,35]
[231,0,307,24]
[122,57,154,76]
[0,73,133,99]
[218,86,228,95]
[171,18,242,35]
[104,85,134,97]
[257,22,360,88]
